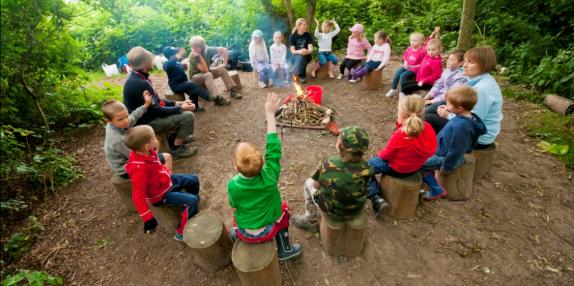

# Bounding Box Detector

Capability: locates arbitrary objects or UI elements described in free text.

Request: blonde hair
[398,96,426,137]
[292,18,307,34]
[445,86,478,112]
[125,125,155,151]
[235,142,263,178]
[409,32,425,43]
[428,38,442,50]
[189,36,206,49]
[465,46,497,73]
[101,100,127,121]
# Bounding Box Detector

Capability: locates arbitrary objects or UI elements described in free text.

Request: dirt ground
[9,58,574,285]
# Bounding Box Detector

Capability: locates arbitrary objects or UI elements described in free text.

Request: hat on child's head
[349,23,364,33]
[162,46,180,59]
[339,126,369,155]
[252,30,264,38]
[127,46,154,71]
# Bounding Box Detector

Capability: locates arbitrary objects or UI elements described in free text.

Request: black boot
[370,194,389,216]
[275,229,302,261]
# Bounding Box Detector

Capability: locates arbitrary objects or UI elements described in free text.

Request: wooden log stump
[110,175,137,213]
[380,173,422,220]
[228,70,242,89]
[232,239,281,286]
[164,86,185,101]
[148,204,180,234]
[315,62,330,79]
[474,143,497,181]
[319,209,367,257]
[363,69,383,90]
[437,153,476,201]
[156,133,170,153]
[543,94,574,115]
[183,211,233,273]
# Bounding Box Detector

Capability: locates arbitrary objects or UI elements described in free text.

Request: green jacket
[227,133,283,229]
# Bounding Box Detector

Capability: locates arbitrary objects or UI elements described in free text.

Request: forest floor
[9,57,574,285]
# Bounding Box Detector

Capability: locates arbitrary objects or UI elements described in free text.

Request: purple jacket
[428,67,466,103]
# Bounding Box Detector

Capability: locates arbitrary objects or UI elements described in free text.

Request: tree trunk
[283,0,294,31]
[543,94,574,115]
[306,0,317,29]
[456,0,478,51]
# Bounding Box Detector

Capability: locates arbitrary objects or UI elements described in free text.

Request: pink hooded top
[402,37,433,73]
[345,37,372,60]
[416,54,443,85]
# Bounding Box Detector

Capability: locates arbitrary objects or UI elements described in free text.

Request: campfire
[275,79,335,130]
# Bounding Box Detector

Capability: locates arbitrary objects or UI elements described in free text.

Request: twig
[283,262,296,285]
[437,214,482,229]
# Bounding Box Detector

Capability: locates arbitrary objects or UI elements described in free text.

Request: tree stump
[315,62,330,79]
[363,69,383,90]
[228,70,242,89]
[319,208,367,257]
[543,94,574,115]
[183,210,233,273]
[110,175,137,213]
[156,133,170,153]
[164,86,185,101]
[437,153,476,201]
[231,239,281,286]
[148,204,180,234]
[474,143,497,181]
[380,173,422,220]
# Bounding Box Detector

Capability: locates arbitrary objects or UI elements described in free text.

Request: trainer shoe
[174,233,184,242]
[371,194,389,216]
[337,74,344,80]
[213,95,231,106]
[171,145,198,159]
[258,80,267,88]
[385,89,396,97]
[230,87,242,99]
[290,214,319,232]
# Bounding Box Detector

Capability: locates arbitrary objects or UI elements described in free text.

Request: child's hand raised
[265,93,282,115]
[143,90,153,108]
[314,17,320,25]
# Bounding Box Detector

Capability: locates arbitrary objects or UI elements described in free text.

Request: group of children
[103,23,501,263]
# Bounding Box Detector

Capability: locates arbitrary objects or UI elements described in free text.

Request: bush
[2,270,63,286]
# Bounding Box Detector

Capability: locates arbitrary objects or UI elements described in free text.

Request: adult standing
[123,46,197,159]
[425,46,503,148]
[187,36,242,102]
[289,18,313,83]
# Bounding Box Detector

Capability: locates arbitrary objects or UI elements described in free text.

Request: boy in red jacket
[367,96,437,214]
[125,125,200,241]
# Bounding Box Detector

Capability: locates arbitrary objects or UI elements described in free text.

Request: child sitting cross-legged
[420,86,487,200]
[227,93,302,262]
[125,125,201,241]
[349,31,391,83]
[424,50,467,115]
[366,96,437,214]
[103,92,172,179]
[291,126,373,232]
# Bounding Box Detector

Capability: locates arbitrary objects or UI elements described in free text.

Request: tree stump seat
[319,208,367,257]
[231,239,281,286]
[473,143,497,181]
[437,153,476,201]
[110,175,137,213]
[148,203,180,234]
[380,172,422,220]
[363,69,383,90]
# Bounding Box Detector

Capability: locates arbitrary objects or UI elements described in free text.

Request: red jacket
[125,149,172,222]
[416,54,443,85]
[378,121,437,173]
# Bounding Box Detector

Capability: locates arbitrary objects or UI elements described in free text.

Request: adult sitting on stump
[291,126,372,231]
[123,46,197,159]
[163,46,229,112]
[187,36,242,101]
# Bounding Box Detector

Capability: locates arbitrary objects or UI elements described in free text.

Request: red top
[125,149,173,222]
[378,121,437,173]
[416,54,443,85]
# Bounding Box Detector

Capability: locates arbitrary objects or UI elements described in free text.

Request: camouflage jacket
[311,156,373,220]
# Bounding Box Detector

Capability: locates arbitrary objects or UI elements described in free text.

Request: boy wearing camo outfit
[291,126,373,232]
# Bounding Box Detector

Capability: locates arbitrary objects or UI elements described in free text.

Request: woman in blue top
[425,46,503,148]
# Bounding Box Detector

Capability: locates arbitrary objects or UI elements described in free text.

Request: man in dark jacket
[123,46,197,159]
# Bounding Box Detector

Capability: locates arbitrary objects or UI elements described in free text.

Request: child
[366,96,437,214]
[163,46,229,112]
[227,93,302,262]
[400,38,443,94]
[248,30,273,88]
[349,31,391,83]
[420,86,487,200]
[269,31,289,86]
[424,50,467,114]
[291,126,373,232]
[337,23,372,80]
[125,125,201,241]
[312,18,340,79]
[289,18,313,83]
[103,93,173,178]
[386,27,440,97]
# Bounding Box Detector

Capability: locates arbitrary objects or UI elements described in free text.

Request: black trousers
[339,58,362,75]
[172,81,210,108]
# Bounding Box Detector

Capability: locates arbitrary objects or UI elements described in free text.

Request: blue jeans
[158,174,200,234]
[391,67,416,90]
[290,54,310,78]
[317,52,337,66]
[421,155,464,172]
[367,157,396,198]
[363,61,382,72]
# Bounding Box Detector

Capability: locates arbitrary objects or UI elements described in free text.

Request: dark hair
[449,49,466,62]
[375,31,391,46]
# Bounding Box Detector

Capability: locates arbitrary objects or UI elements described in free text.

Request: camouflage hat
[339,126,369,155]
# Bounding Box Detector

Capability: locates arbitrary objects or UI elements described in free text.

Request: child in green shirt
[226,93,302,262]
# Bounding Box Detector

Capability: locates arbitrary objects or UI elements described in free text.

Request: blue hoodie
[436,113,487,172]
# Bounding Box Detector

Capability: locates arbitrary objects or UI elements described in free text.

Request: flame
[291,75,305,97]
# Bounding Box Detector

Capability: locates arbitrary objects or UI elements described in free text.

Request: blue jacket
[163,58,188,90]
[436,113,487,172]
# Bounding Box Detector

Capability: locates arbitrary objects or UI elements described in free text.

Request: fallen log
[543,94,574,115]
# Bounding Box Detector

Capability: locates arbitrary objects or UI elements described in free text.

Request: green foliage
[2,270,63,286]
[524,109,574,169]
[0,200,28,212]
[2,216,44,264]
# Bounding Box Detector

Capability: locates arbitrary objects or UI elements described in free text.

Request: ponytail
[398,96,426,137]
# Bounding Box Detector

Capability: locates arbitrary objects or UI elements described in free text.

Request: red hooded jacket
[125,149,172,222]
[378,121,437,173]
